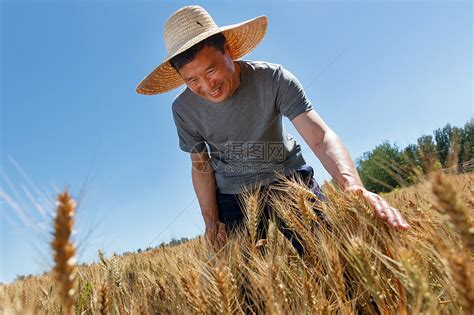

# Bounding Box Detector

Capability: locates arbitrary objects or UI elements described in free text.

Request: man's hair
[169,33,227,71]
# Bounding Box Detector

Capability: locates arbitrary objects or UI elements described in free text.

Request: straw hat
[136,5,267,95]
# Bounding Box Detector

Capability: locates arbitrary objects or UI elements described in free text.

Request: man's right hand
[205,221,227,251]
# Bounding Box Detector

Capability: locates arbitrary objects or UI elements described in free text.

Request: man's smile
[207,85,222,97]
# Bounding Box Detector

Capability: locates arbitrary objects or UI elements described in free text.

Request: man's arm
[292,109,409,230]
[190,151,226,246]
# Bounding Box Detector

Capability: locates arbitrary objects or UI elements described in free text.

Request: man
[136,5,409,248]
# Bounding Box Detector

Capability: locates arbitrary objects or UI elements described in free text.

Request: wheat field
[1,172,473,314]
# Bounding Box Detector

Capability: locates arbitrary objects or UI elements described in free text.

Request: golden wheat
[2,173,473,314]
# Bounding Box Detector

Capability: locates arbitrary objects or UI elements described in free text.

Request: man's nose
[201,78,215,92]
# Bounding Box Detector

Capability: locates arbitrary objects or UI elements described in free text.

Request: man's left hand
[345,185,410,230]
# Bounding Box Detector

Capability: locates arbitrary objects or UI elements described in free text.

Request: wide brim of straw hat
[136,15,267,95]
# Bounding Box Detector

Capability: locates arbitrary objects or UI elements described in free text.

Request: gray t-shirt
[172,60,312,194]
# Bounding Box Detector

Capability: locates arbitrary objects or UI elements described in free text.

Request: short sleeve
[274,65,313,120]
[171,103,207,153]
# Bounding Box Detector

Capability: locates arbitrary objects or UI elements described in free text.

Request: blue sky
[1,0,471,284]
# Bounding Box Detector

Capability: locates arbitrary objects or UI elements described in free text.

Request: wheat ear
[240,189,262,249]
[97,282,110,315]
[51,191,77,315]
[432,173,473,251]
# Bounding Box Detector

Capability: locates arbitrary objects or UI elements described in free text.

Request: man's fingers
[372,197,409,229]
[217,231,226,244]
[218,222,226,233]
[390,207,403,227]
[376,207,387,219]
[205,226,218,250]
[366,192,387,219]
[352,187,409,230]
[385,203,409,229]
[206,222,226,249]
[391,207,410,229]
[386,209,399,228]
[366,192,399,227]
[380,200,398,228]
[218,225,227,247]
[206,235,216,248]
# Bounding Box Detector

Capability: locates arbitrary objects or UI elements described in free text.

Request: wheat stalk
[51,191,77,315]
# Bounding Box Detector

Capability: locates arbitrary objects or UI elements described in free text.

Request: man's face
[177,44,240,104]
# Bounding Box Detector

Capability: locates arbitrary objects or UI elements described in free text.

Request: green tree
[459,119,474,164]
[416,135,441,174]
[401,143,423,182]
[356,120,472,193]
[357,142,406,193]
[434,124,452,167]
[446,127,462,169]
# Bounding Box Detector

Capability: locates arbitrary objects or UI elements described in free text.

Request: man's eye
[189,79,197,84]
[208,68,216,74]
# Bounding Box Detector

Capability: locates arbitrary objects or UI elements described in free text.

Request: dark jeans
[215,165,326,254]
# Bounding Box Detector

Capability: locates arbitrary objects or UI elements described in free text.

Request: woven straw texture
[136,5,267,95]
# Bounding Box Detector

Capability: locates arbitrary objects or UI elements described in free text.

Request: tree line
[356,119,473,193]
